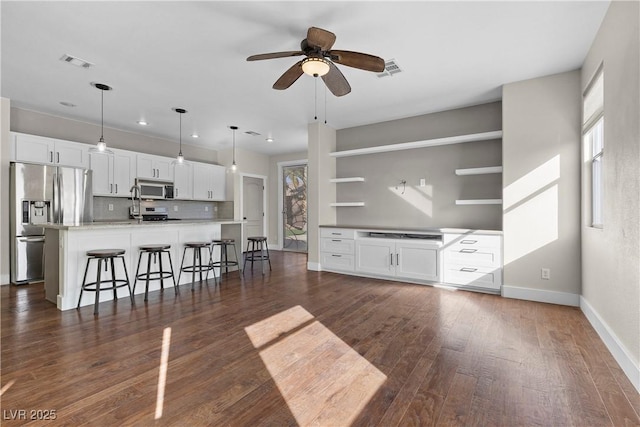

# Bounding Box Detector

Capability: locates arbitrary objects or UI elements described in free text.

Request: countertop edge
[319,224,503,235]
[43,220,244,230]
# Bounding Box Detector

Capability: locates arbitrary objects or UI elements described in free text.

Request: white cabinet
[173,164,193,200]
[442,233,502,290]
[355,238,439,282]
[89,149,135,197]
[193,162,226,201]
[136,154,172,181]
[12,133,88,168]
[320,228,356,272]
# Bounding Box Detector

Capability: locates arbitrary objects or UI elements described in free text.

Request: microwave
[139,181,174,200]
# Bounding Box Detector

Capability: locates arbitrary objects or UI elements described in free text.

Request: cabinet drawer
[443,247,501,268]
[443,266,502,290]
[320,228,355,239]
[444,233,501,249]
[320,238,355,255]
[321,253,355,272]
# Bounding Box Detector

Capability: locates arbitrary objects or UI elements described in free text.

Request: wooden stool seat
[86,249,126,258]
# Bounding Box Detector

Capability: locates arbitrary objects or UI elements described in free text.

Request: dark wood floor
[1,251,639,426]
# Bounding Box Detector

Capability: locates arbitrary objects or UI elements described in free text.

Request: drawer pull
[331,254,342,258]
[460,267,478,272]
[460,249,477,253]
[331,239,342,242]
[460,240,477,244]
[331,232,342,236]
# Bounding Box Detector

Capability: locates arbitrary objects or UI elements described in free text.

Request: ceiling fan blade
[322,62,351,97]
[247,51,304,61]
[307,27,336,50]
[328,50,385,72]
[273,60,304,90]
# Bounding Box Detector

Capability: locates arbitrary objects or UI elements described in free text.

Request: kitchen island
[43,220,243,310]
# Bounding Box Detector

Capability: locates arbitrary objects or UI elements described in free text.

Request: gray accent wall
[581,0,640,383]
[335,102,502,230]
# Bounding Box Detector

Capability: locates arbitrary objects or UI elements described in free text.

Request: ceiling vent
[245,131,261,136]
[376,59,402,78]
[59,54,94,69]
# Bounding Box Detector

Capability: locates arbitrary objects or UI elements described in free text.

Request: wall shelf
[329,130,502,158]
[330,177,365,183]
[455,166,503,176]
[455,199,502,205]
[330,202,365,207]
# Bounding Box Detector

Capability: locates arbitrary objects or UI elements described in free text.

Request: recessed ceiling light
[266,137,274,143]
[191,133,199,138]
[137,120,148,126]
[59,101,76,107]
[59,54,94,69]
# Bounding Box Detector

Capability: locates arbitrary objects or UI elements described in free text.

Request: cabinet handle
[175,188,178,197]
[331,239,342,242]
[110,183,113,193]
[390,253,393,266]
[115,184,118,194]
[50,151,53,163]
[156,168,159,177]
[460,267,478,272]
[331,254,342,258]
[331,233,342,236]
[460,240,477,244]
[460,249,477,253]
[396,253,399,265]
[56,152,60,163]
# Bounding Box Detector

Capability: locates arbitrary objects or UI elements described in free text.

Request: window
[583,70,604,228]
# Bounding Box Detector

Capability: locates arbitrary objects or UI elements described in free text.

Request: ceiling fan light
[301,57,330,77]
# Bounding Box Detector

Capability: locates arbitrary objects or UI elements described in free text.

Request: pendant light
[230,125,238,172]
[172,108,187,164]
[89,82,113,154]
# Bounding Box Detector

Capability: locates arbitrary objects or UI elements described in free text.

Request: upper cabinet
[193,162,226,201]
[173,164,193,200]
[136,154,173,181]
[12,133,88,168]
[89,149,135,197]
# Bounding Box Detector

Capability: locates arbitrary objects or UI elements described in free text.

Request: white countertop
[319,224,503,235]
[42,219,243,230]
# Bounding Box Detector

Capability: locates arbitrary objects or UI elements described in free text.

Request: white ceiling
[1,1,609,156]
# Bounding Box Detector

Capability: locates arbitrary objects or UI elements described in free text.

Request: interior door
[242,176,264,252]
[282,164,307,252]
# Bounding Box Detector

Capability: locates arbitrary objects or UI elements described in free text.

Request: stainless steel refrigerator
[10,162,93,284]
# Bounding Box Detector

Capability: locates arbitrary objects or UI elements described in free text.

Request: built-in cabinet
[89,149,135,197]
[172,164,193,200]
[136,154,173,181]
[320,226,503,293]
[193,163,226,201]
[12,133,88,168]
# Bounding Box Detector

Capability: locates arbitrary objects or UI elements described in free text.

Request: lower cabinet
[355,239,438,282]
[441,232,502,290]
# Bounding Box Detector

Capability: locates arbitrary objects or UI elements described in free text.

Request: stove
[138,206,180,222]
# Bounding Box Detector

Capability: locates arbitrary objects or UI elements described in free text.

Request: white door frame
[277,159,308,251]
[240,173,268,251]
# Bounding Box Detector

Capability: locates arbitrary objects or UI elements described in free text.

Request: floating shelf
[329,130,502,158]
[455,199,503,205]
[330,202,365,207]
[455,166,503,176]
[330,177,365,183]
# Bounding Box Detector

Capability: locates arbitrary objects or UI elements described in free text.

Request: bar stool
[243,236,271,275]
[133,244,178,301]
[77,249,134,315]
[178,242,216,290]
[211,238,242,279]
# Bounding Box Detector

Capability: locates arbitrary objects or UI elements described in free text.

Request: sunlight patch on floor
[0,379,16,396]
[245,306,387,426]
[155,327,172,420]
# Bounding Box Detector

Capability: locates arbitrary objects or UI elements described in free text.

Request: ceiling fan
[246,27,385,97]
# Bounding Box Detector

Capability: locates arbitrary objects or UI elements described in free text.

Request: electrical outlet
[214,205,218,212]
[420,178,426,187]
[173,205,178,212]
[108,203,114,211]
[205,206,209,212]
[541,268,551,280]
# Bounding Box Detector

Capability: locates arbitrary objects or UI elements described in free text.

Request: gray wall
[581,1,640,377]
[502,70,582,298]
[1,98,11,284]
[335,102,502,230]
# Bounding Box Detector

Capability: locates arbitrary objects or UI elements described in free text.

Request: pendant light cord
[179,113,182,155]
[100,89,104,142]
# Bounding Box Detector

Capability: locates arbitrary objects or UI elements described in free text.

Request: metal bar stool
[133,244,178,301]
[211,238,242,279]
[178,242,217,290]
[243,236,271,275]
[77,249,134,315]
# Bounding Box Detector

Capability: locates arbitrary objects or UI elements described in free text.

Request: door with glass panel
[282,164,307,252]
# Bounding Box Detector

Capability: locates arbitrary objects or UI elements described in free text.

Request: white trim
[501,285,580,306]
[330,202,365,207]
[278,159,308,252]
[455,166,503,176]
[455,199,502,205]
[330,177,365,183]
[580,296,640,394]
[240,173,268,253]
[1,275,10,286]
[329,130,502,158]
[307,262,321,271]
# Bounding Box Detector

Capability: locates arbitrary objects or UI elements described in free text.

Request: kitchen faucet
[130,183,143,222]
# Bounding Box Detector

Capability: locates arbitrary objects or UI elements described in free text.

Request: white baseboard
[307,262,321,271]
[580,296,640,394]
[1,274,10,285]
[501,285,580,307]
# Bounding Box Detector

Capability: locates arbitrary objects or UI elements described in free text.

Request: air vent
[59,54,94,69]
[245,131,261,136]
[376,59,402,78]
